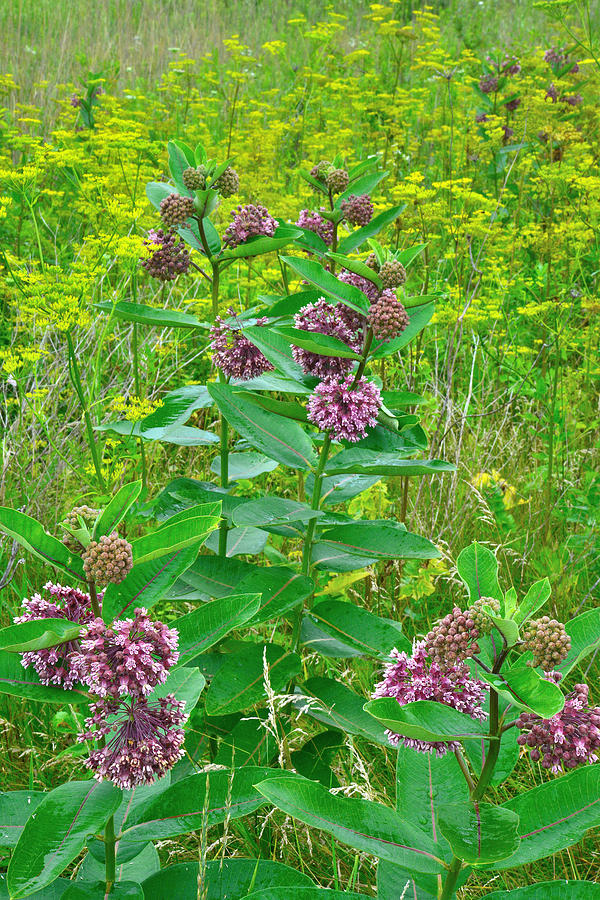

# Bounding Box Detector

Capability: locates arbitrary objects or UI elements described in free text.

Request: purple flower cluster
[307,374,381,442]
[340,194,373,227]
[373,641,488,756]
[296,209,334,246]
[79,694,187,789]
[545,47,579,74]
[222,204,277,249]
[546,83,583,106]
[15,583,96,690]
[479,75,499,94]
[517,683,600,773]
[141,229,190,282]
[209,309,274,380]
[338,269,380,304]
[73,608,179,698]
[292,298,364,379]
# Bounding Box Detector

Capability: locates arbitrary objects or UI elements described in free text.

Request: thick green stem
[88,582,101,618]
[104,814,116,892]
[291,433,332,650]
[470,686,500,802]
[439,856,462,900]
[67,331,105,493]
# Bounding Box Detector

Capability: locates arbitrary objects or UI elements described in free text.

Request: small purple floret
[223,203,277,249]
[307,374,381,442]
[209,308,274,380]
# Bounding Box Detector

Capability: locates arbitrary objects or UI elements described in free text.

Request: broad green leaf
[173,593,261,666]
[0,651,88,703]
[273,325,362,359]
[142,858,314,900]
[337,170,388,204]
[295,676,389,745]
[291,731,344,788]
[208,383,317,470]
[204,525,268,557]
[221,223,303,259]
[140,385,212,432]
[232,496,323,528]
[93,480,142,539]
[141,424,218,446]
[437,801,520,865]
[370,302,434,358]
[486,614,520,647]
[0,792,44,849]
[247,891,365,899]
[0,876,67,899]
[496,765,600,869]
[486,883,600,899]
[558,608,600,675]
[62,881,143,898]
[314,473,381,506]
[377,862,439,900]
[338,205,405,254]
[396,745,468,842]
[214,712,280,768]
[95,299,204,329]
[280,255,369,314]
[309,600,410,658]
[235,566,314,625]
[241,326,309,383]
[397,243,428,267]
[210,451,279,481]
[102,544,199,622]
[77,843,159,885]
[167,140,195,194]
[0,508,85,582]
[152,665,205,710]
[318,521,440,560]
[205,643,301,715]
[7,781,121,898]
[121,767,294,845]
[480,666,564,718]
[456,542,503,605]
[0,618,81,653]
[365,698,487,743]
[255,775,444,875]
[514,578,551,625]
[300,616,363,657]
[325,449,454,477]
[266,288,322,317]
[131,506,219,564]
[465,724,520,788]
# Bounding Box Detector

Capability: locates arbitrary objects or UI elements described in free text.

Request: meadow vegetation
[0,1,599,897]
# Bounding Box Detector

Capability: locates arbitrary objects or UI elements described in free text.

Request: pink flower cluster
[517,682,600,773]
[296,209,334,246]
[16,583,96,690]
[223,203,277,249]
[292,298,364,379]
[373,641,488,756]
[209,309,274,380]
[307,374,381,442]
[79,695,187,790]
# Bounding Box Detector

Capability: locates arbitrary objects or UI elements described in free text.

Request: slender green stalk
[104,814,116,892]
[291,433,331,651]
[439,856,462,900]
[132,320,148,493]
[66,331,106,493]
[470,686,500,802]
[88,582,101,618]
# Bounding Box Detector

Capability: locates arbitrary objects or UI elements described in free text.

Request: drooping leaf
[365,698,487,743]
[173,593,261,666]
[485,883,600,899]
[255,775,444,875]
[318,521,440,560]
[204,525,268,557]
[120,768,295,845]
[0,508,85,581]
[370,302,434,358]
[142,858,314,900]
[437,800,520,865]
[7,781,121,898]
[241,326,309,383]
[295,676,388,745]
[308,600,410,658]
[93,480,142,540]
[210,451,279,481]
[77,843,159,887]
[324,449,454,477]
[495,765,600,869]
[62,881,143,898]
[273,326,362,360]
[232,496,323,528]
[95,299,204,330]
[235,566,314,625]
[140,385,212,432]
[0,619,82,653]
[208,383,317,470]
[205,643,301,715]
[221,223,303,259]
